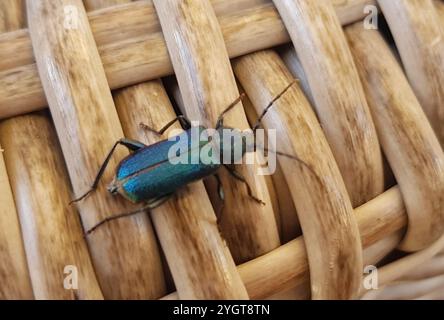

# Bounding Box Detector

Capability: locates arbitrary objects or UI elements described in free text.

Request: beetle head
[107,183,119,195]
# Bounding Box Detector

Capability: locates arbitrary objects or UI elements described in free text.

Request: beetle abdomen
[120,161,219,202]
[116,129,194,180]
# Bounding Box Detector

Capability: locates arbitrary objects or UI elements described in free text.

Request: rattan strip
[0,0,102,300]
[0,0,32,300]
[272,0,384,208]
[0,0,375,119]
[378,0,444,148]
[346,22,444,252]
[233,50,362,299]
[362,274,444,300]
[27,0,167,299]
[436,0,444,17]
[164,186,407,299]
[0,113,104,299]
[277,1,444,293]
[84,0,129,11]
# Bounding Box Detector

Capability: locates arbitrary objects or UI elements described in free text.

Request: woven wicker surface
[0,0,443,300]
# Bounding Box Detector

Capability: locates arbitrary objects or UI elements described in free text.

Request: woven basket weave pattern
[0,0,443,300]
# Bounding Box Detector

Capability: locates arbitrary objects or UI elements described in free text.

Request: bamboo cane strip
[83,0,129,11]
[399,255,444,281]
[268,231,402,300]
[0,0,32,301]
[163,186,407,300]
[0,113,103,299]
[358,231,404,298]
[333,0,378,25]
[0,0,25,31]
[27,0,167,299]
[88,0,275,47]
[415,283,444,300]
[0,29,32,71]
[0,0,102,300]
[86,0,254,53]
[267,230,403,300]
[266,285,311,300]
[114,81,248,299]
[0,0,374,120]
[280,45,398,190]
[362,231,403,267]
[0,0,374,72]
[346,24,444,251]
[153,0,280,263]
[374,232,444,289]
[1,0,276,72]
[238,187,406,300]
[0,148,32,299]
[272,0,384,207]
[378,0,444,146]
[279,45,315,107]
[0,0,375,71]
[436,0,444,17]
[362,274,444,300]
[233,50,362,299]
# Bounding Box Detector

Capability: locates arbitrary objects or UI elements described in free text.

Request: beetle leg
[223,164,266,206]
[120,138,147,151]
[251,80,298,132]
[145,193,174,210]
[84,194,173,236]
[70,138,146,204]
[140,115,191,135]
[214,174,225,202]
[213,173,225,220]
[178,115,192,130]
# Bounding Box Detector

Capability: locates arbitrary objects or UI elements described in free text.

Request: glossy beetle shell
[110,126,220,203]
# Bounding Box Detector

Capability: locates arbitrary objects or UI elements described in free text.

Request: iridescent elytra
[72,81,310,234]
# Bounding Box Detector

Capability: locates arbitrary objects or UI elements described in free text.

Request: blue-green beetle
[72,81,308,234]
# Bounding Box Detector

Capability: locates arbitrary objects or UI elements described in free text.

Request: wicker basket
[0,0,443,300]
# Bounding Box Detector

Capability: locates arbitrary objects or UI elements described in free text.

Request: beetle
[72,80,313,234]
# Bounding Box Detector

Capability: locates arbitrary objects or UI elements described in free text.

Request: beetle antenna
[256,144,323,186]
[252,80,298,132]
[215,93,246,129]
[70,190,94,205]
